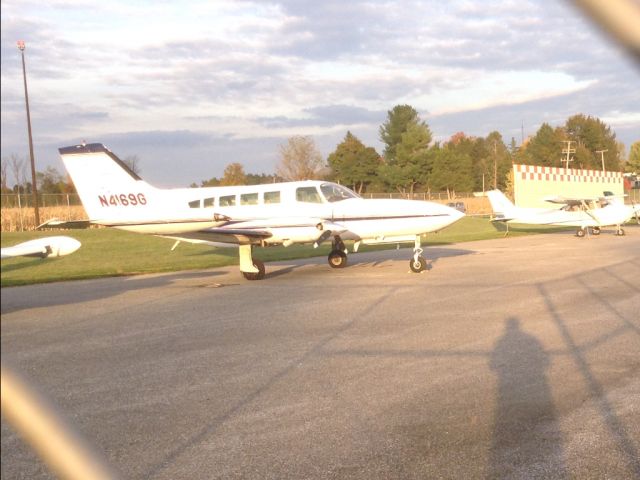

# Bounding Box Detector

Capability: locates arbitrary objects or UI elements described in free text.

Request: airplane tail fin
[59,143,157,222]
[486,189,517,220]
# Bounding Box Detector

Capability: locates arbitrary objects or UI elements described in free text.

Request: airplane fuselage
[107,181,462,246]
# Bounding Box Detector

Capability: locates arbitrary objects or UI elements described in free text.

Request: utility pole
[493,140,498,189]
[596,149,608,171]
[561,140,575,170]
[17,40,40,227]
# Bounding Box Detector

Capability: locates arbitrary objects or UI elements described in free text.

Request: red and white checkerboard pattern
[515,164,623,184]
[513,164,623,208]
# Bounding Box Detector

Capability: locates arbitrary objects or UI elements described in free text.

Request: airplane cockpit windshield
[319,183,359,203]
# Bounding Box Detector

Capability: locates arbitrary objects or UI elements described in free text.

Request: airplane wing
[174,227,273,245]
[160,218,347,247]
[1,236,81,259]
[490,215,512,222]
[542,196,596,206]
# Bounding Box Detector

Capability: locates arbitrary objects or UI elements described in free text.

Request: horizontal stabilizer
[37,219,92,230]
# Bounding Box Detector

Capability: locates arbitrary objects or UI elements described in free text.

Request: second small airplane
[54,143,465,280]
[487,189,636,237]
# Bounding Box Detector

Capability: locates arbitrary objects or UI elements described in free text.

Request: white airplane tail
[486,190,518,220]
[59,143,158,221]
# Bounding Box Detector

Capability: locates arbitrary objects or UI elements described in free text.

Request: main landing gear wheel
[616,228,625,236]
[242,259,265,280]
[409,235,428,273]
[592,227,601,235]
[576,228,586,238]
[409,255,427,273]
[328,250,348,268]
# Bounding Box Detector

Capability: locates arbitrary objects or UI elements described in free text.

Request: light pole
[596,149,608,171]
[17,40,40,227]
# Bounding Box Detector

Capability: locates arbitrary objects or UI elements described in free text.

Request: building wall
[513,164,624,208]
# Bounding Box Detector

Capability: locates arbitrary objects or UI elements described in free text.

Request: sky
[1,0,639,187]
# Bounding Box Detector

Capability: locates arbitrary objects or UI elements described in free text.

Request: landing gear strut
[239,244,265,280]
[328,235,348,268]
[409,235,427,273]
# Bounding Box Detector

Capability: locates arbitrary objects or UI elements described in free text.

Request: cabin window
[219,195,236,207]
[296,186,322,203]
[264,191,280,204]
[320,183,358,202]
[241,193,259,205]
[188,200,200,208]
[203,197,215,208]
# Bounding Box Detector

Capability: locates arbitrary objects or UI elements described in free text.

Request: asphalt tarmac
[2,229,639,479]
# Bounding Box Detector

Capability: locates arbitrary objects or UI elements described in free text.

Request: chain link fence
[1,194,86,232]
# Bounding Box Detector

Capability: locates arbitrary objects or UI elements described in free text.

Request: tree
[199,177,220,187]
[8,154,27,190]
[428,147,474,197]
[522,123,564,166]
[565,114,620,170]
[276,136,325,181]
[379,122,432,195]
[123,155,141,175]
[327,132,381,193]
[0,157,8,193]
[220,163,247,186]
[485,131,512,190]
[245,173,282,185]
[379,105,422,163]
[627,141,640,173]
[36,166,69,194]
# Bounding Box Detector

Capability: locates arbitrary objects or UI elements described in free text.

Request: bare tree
[276,136,325,181]
[123,155,141,175]
[8,154,27,191]
[0,157,8,192]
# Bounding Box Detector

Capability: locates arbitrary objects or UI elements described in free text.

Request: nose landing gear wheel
[592,227,601,235]
[242,259,265,280]
[616,228,625,236]
[328,250,348,268]
[576,228,586,238]
[409,255,427,273]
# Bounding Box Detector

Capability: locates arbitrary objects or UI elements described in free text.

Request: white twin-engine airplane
[58,143,465,280]
[487,189,636,237]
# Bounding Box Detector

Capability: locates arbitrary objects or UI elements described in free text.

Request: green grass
[1,217,570,286]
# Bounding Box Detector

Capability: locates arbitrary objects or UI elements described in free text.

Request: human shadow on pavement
[488,317,567,479]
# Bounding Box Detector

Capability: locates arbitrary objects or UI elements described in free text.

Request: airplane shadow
[0,270,229,314]
[264,264,304,279]
[0,258,49,273]
[346,246,474,269]
[491,222,573,235]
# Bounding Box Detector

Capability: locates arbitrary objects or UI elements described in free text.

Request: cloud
[257,104,385,128]
[1,0,638,187]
